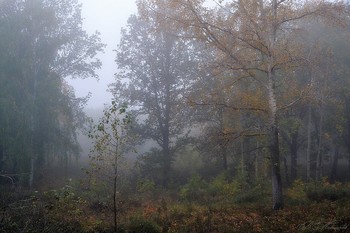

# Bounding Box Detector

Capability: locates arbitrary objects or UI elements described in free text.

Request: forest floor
[1,179,350,232]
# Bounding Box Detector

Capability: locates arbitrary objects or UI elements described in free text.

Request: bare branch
[188,98,268,113]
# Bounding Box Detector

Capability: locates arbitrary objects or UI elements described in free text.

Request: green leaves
[97,123,105,132]
[88,99,135,175]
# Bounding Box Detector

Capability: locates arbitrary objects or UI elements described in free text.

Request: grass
[1,179,350,232]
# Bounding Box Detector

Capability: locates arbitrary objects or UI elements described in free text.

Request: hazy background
[69,0,137,109]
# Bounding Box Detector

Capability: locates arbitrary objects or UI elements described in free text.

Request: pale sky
[69,0,137,109]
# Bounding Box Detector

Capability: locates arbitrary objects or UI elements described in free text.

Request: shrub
[306,185,349,202]
[126,216,161,233]
[179,174,208,202]
[208,172,240,197]
[306,179,350,202]
[137,179,156,193]
[233,181,270,204]
[286,179,308,204]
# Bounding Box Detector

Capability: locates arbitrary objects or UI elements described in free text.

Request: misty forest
[2,0,350,232]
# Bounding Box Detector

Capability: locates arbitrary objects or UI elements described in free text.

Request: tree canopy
[0,0,104,186]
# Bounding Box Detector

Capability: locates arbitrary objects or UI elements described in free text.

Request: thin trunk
[28,17,40,189]
[64,151,68,181]
[255,141,259,179]
[113,141,119,233]
[346,144,350,181]
[113,174,117,233]
[241,138,244,176]
[281,130,298,182]
[315,107,324,181]
[29,158,34,190]
[306,105,312,181]
[219,107,228,171]
[283,155,289,185]
[0,145,4,174]
[344,98,350,181]
[290,133,298,182]
[222,146,228,171]
[290,152,297,182]
[348,153,350,181]
[329,148,339,183]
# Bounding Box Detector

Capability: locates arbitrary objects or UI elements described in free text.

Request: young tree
[88,100,134,233]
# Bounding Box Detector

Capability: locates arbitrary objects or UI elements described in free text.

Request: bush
[126,216,161,233]
[286,179,308,204]
[233,181,270,204]
[0,197,84,233]
[208,172,240,197]
[180,174,209,202]
[179,173,271,205]
[307,185,349,202]
[306,179,350,202]
[180,173,243,204]
[137,179,156,193]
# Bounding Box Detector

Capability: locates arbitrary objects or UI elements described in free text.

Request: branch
[188,99,268,113]
[232,145,268,158]
[0,173,31,176]
[277,0,288,6]
[0,175,15,188]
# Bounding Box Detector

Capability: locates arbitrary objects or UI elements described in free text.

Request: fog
[1,0,350,232]
[69,0,137,109]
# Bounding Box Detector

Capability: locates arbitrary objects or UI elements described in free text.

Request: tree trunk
[267,67,283,210]
[283,155,289,185]
[316,103,324,181]
[255,141,259,179]
[222,145,228,171]
[267,1,283,209]
[160,32,173,188]
[241,138,245,176]
[113,143,119,233]
[219,107,228,171]
[348,151,350,181]
[346,144,350,181]
[329,148,339,183]
[270,122,283,210]
[0,144,3,172]
[306,105,312,181]
[281,129,299,183]
[29,158,34,190]
[343,98,350,181]
[113,175,117,233]
[290,133,298,182]
[162,134,171,188]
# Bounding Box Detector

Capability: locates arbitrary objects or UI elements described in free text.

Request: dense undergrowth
[1,176,350,233]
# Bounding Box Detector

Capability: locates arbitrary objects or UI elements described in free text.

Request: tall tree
[0,0,104,186]
[139,0,347,209]
[113,10,199,186]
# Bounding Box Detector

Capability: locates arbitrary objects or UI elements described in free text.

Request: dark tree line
[0,0,104,187]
